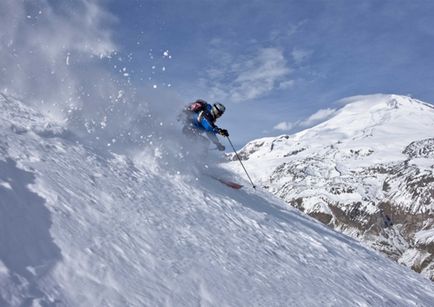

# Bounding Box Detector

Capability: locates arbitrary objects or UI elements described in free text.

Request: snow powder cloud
[0,0,117,121]
[0,0,175,154]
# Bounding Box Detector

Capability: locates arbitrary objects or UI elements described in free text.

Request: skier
[179,99,255,190]
[181,99,229,151]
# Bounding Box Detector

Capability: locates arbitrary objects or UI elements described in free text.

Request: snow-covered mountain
[1,93,434,306]
[225,94,434,281]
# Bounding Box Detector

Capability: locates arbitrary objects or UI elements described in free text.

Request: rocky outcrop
[265,141,434,280]
[227,95,434,281]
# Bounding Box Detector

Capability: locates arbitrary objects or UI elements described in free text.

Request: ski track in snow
[1,94,434,306]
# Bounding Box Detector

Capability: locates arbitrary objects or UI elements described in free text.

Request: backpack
[179,99,209,124]
[186,99,207,113]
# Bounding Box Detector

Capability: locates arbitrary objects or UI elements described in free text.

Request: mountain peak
[337,94,433,114]
[227,94,434,282]
[291,94,434,148]
[238,94,434,162]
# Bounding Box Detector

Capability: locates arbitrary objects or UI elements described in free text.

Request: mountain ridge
[225,94,434,280]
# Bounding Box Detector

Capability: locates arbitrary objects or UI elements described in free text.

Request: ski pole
[226,136,256,189]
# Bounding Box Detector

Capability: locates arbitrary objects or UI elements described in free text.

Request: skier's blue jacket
[182,100,221,146]
[192,103,219,134]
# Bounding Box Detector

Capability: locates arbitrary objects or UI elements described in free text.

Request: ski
[211,176,243,189]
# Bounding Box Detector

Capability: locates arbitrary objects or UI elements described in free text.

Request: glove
[218,128,229,137]
[216,143,225,151]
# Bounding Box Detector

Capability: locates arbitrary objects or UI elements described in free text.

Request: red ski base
[216,178,243,189]
[207,175,243,189]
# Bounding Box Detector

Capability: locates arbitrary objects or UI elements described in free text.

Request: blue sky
[105,0,434,146]
[2,0,434,148]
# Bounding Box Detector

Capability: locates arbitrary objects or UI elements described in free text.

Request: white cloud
[273,121,295,131]
[272,107,337,133]
[300,108,337,127]
[206,47,293,103]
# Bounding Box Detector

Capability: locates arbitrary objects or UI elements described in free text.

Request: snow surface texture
[225,94,434,281]
[1,93,434,306]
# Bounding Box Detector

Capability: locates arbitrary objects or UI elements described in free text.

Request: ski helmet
[212,102,226,118]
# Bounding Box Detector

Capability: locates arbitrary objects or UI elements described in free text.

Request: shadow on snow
[0,158,61,305]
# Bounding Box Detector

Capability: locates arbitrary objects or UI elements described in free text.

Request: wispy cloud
[299,108,337,127]
[206,47,293,103]
[273,107,337,132]
[273,121,295,131]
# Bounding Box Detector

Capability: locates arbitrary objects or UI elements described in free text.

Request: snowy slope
[224,94,434,280]
[1,93,434,306]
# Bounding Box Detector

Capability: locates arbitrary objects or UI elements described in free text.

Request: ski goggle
[213,103,225,117]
